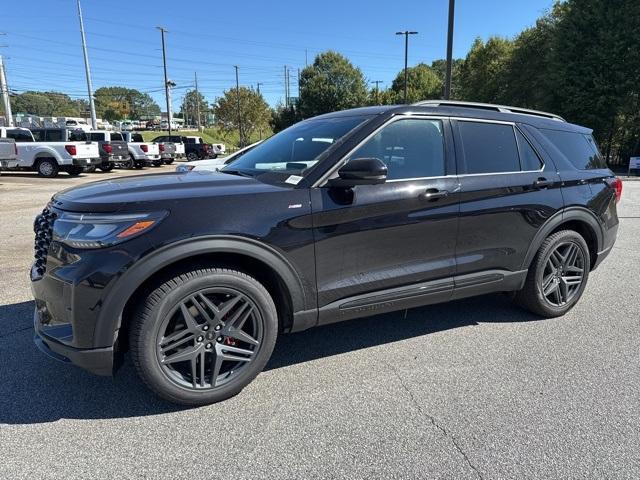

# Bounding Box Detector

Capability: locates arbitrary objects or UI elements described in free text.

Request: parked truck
[0,127,100,177]
[152,134,211,161]
[87,131,130,171]
[119,131,160,168]
[0,138,18,174]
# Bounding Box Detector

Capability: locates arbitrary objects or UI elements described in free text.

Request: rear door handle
[533,177,553,189]
[422,188,449,200]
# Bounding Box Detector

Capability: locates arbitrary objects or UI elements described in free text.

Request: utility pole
[297,68,301,100]
[395,30,418,104]
[371,80,383,105]
[305,49,308,67]
[194,71,201,130]
[444,0,456,99]
[157,26,172,134]
[0,56,13,126]
[256,82,263,95]
[234,65,243,147]
[77,0,97,129]
[286,67,291,107]
[284,66,288,108]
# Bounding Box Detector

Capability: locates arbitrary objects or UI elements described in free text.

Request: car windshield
[221,115,370,185]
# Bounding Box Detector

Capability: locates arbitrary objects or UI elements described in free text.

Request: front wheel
[129,268,278,406]
[514,230,590,317]
[186,152,198,161]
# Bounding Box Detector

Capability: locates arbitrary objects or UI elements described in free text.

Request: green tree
[430,58,464,100]
[390,63,443,103]
[94,87,160,121]
[271,104,300,133]
[458,37,514,103]
[298,51,368,118]
[213,87,271,146]
[180,89,209,127]
[11,91,85,117]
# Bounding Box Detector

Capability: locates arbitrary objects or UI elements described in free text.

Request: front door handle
[533,177,553,189]
[422,188,449,201]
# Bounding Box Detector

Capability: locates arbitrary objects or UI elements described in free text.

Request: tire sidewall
[135,271,278,405]
[533,232,590,315]
[37,159,58,177]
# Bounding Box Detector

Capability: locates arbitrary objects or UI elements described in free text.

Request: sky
[1,0,554,113]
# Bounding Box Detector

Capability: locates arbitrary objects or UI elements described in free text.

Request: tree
[11,91,86,117]
[94,87,160,121]
[213,87,271,145]
[180,89,209,127]
[298,51,368,118]
[390,63,442,103]
[430,58,464,99]
[457,37,514,103]
[271,104,300,133]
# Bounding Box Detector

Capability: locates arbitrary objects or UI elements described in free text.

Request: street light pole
[396,31,418,104]
[77,0,97,129]
[157,26,172,135]
[234,65,243,147]
[371,80,383,105]
[444,0,456,100]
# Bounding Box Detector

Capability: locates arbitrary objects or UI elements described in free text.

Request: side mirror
[328,158,388,187]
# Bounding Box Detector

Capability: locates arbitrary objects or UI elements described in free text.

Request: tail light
[103,143,113,154]
[65,145,77,155]
[203,144,210,152]
[159,144,165,152]
[605,177,623,203]
[141,144,149,153]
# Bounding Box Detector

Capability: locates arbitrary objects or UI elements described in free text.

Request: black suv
[32,101,621,405]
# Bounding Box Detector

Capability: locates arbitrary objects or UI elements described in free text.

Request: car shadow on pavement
[0,294,540,424]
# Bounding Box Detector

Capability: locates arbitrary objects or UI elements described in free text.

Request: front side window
[223,115,371,186]
[347,118,445,180]
[46,130,63,142]
[458,121,520,174]
[541,129,606,169]
[130,133,143,142]
[31,130,45,142]
[89,133,105,141]
[6,129,33,142]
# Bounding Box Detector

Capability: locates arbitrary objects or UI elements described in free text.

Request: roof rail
[413,100,566,122]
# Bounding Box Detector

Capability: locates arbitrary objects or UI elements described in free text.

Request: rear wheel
[514,230,590,317]
[164,158,174,165]
[124,155,136,169]
[36,158,59,178]
[66,166,83,176]
[98,162,114,172]
[152,160,163,167]
[130,268,278,405]
[187,152,198,161]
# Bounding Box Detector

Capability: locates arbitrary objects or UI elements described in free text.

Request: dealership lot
[1,172,639,479]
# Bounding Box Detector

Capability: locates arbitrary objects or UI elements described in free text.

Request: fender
[19,145,62,167]
[520,206,604,270]
[93,235,308,347]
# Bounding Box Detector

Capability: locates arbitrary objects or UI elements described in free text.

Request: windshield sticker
[285,175,303,185]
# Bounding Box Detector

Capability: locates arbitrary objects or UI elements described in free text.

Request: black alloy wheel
[540,241,585,307]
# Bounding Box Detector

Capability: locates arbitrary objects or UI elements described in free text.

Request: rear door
[452,118,563,296]
[312,116,459,321]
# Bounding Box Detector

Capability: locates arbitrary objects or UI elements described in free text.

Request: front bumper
[33,309,114,376]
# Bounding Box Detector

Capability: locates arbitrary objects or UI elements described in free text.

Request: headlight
[53,211,167,249]
[176,164,195,173]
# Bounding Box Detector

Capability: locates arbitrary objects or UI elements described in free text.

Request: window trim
[453,118,544,176]
[315,114,452,187]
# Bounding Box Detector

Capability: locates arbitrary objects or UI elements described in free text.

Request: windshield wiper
[221,169,254,178]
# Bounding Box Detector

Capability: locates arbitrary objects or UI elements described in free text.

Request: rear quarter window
[541,129,606,169]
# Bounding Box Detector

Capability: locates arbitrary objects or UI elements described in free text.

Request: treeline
[274,0,639,165]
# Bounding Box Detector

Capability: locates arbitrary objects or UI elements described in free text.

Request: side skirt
[296,269,528,330]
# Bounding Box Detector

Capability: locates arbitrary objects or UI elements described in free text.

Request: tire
[164,158,174,165]
[98,162,114,172]
[514,230,590,317]
[152,160,163,167]
[187,152,198,161]
[130,268,278,406]
[66,166,83,176]
[210,154,218,160]
[124,155,136,169]
[84,165,97,173]
[36,158,59,178]
[134,162,145,169]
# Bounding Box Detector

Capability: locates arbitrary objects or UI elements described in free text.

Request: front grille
[33,206,57,276]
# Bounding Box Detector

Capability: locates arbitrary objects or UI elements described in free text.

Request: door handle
[532,177,553,189]
[422,188,449,201]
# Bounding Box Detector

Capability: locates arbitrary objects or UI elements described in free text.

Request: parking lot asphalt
[1,170,639,480]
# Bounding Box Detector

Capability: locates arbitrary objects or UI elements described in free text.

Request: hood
[51,170,284,213]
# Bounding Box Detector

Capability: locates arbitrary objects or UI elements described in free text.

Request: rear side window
[458,121,520,174]
[69,131,87,141]
[46,130,63,142]
[89,133,105,141]
[131,133,144,142]
[31,130,45,142]
[111,133,125,141]
[6,129,33,142]
[541,129,606,169]
[515,129,542,171]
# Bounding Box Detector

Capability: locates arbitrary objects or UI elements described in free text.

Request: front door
[311,116,460,324]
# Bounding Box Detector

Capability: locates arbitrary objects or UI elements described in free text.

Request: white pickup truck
[0,137,18,175]
[0,127,100,177]
[120,131,161,168]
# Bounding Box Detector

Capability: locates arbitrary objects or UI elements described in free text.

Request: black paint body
[31,104,619,376]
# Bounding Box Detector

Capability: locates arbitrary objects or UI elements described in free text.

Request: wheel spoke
[210,348,223,387]
[562,275,582,286]
[563,244,578,268]
[160,330,195,353]
[544,280,559,297]
[219,343,254,359]
[542,273,555,291]
[199,350,206,388]
[558,280,568,304]
[190,355,198,388]
[190,295,214,323]
[218,295,244,318]
[179,303,199,331]
[162,343,200,365]
[549,250,563,268]
[226,328,260,346]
